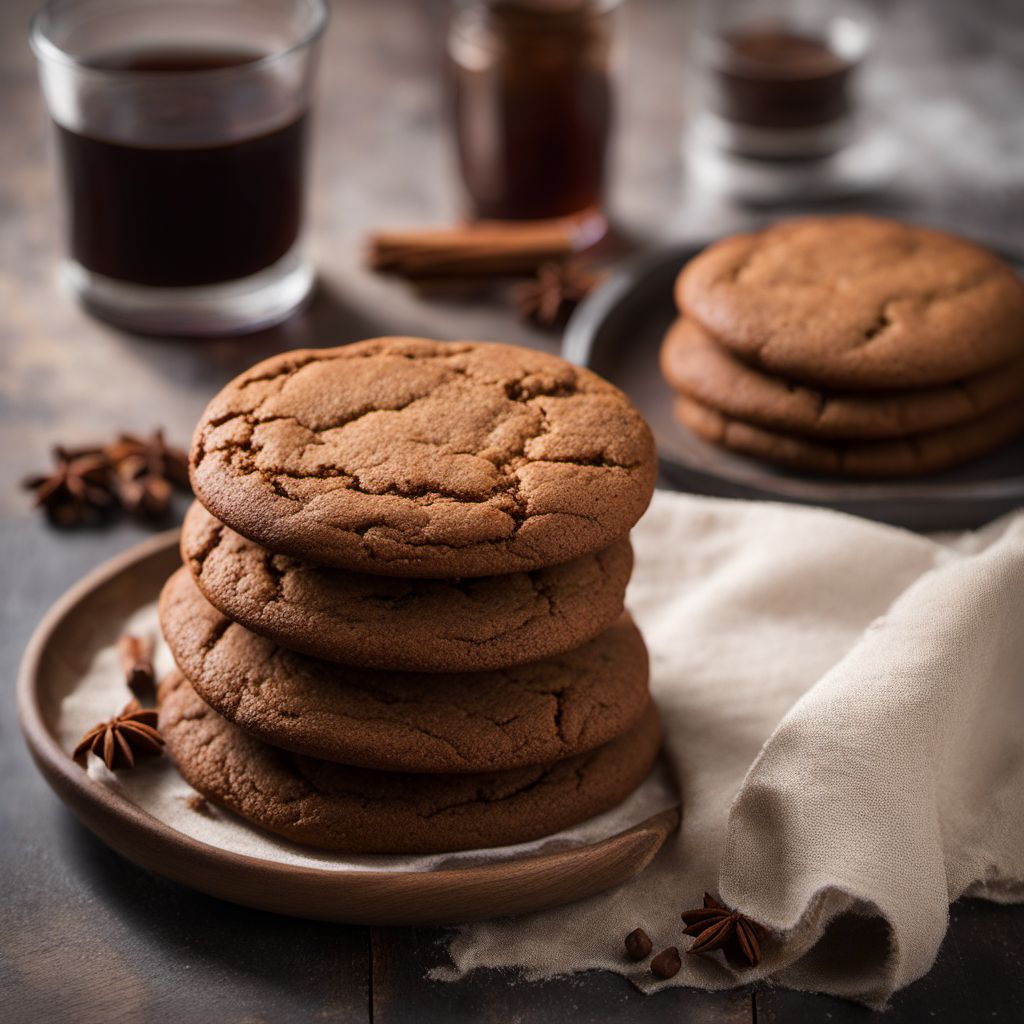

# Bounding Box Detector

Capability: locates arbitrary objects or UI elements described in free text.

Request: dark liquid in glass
[56,47,307,288]
[451,7,613,221]
[714,28,855,129]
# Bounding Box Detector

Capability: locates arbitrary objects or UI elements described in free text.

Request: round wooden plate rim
[17,532,680,923]
[564,242,1024,503]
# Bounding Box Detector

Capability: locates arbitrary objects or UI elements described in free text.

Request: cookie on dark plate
[661,317,1024,441]
[676,216,1024,389]
[674,393,1024,478]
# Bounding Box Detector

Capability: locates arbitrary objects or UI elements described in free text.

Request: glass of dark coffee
[31,0,327,335]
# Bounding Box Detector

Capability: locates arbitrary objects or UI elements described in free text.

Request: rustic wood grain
[2,0,1023,1020]
[756,900,1024,1023]
[371,928,755,1024]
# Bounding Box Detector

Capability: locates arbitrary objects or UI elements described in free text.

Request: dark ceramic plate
[563,243,1024,531]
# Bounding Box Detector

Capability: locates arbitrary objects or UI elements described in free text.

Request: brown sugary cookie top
[675,393,1024,478]
[181,502,633,673]
[677,217,1024,389]
[190,338,657,577]
[660,318,1024,440]
[158,672,662,854]
[159,567,650,773]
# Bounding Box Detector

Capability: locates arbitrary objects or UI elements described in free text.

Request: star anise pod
[515,260,604,328]
[22,446,115,526]
[115,466,174,519]
[73,700,164,771]
[681,893,764,967]
[105,429,190,519]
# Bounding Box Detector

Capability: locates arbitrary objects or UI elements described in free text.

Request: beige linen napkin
[441,490,1024,1007]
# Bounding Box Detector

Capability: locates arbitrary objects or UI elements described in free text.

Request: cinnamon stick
[118,634,156,703]
[366,215,602,280]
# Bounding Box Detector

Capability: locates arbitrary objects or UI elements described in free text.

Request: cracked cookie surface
[160,567,650,773]
[158,671,661,853]
[675,393,1024,477]
[189,338,657,577]
[676,217,1024,389]
[182,502,633,673]
[661,318,1024,441]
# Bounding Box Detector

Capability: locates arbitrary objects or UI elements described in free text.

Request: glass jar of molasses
[687,0,888,203]
[448,0,622,231]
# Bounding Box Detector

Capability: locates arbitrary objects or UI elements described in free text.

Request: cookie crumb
[184,793,212,816]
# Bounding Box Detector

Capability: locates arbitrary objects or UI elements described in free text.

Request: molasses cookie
[660,318,1024,440]
[675,394,1024,478]
[190,338,657,577]
[181,502,633,673]
[159,567,651,773]
[676,216,1024,389]
[158,672,662,853]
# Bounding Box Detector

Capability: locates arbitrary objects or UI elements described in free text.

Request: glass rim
[693,14,872,69]
[451,0,625,19]
[29,0,329,77]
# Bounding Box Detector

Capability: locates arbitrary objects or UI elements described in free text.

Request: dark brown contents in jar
[451,2,615,221]
[713,27,856,129]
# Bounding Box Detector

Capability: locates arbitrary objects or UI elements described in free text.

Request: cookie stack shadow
[157,338,661,855]
[662,216,1024,478]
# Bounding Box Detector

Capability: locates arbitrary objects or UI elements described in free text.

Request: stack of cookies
[158,338,661,854]
[662,216,1024,477]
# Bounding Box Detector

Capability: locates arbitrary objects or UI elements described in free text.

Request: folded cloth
[441,490,1024,1007]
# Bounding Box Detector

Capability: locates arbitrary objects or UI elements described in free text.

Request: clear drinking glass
[30,0,328,336]
[686,0,884,203]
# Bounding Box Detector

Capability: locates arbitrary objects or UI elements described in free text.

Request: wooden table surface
[2,1,1023,1021]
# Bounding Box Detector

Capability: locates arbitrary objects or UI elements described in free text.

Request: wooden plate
[564,244,1024,531]
[17,533,678,925]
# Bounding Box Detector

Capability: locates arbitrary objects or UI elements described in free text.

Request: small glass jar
[448,0,622,230]
[686,0,888,203]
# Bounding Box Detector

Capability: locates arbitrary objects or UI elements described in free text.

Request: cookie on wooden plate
[190,338,657,577]
[660,317,1024,441]
[676,216,1024,389]
[159,567,651,774]
[158,672,662,854]
[181,502,633,673]
[674,394,1024,478]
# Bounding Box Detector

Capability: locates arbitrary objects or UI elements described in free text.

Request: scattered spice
[116,468,174,519]
[23,428,190,527]
[681,893,764,967]
[650,946,682,979]
[105,429,190,489]
[515,260,604,328]
[106,429,189,521]
[22,446,115,526]
[73,699,164,771]
[624,927,653,962]
[118,634,156,703]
